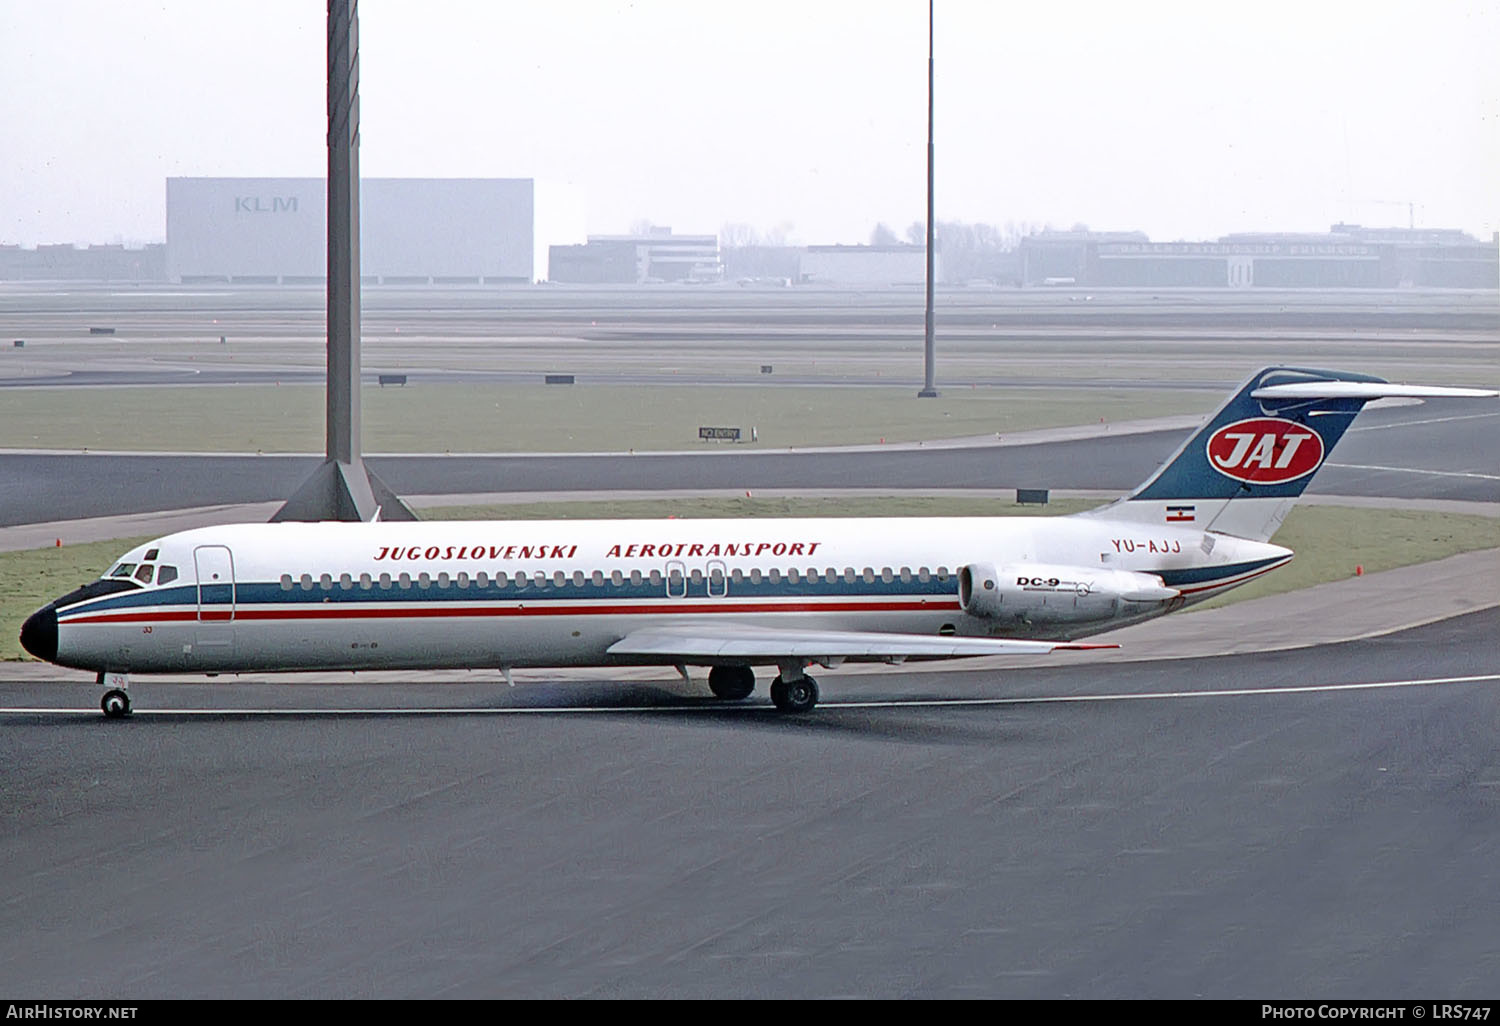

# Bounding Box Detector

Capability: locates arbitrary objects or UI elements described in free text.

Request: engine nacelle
[958,562,1178,624]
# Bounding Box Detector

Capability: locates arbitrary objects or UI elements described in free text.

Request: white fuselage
[49,515,1291,676]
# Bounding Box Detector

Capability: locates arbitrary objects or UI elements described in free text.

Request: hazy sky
[3,0,1496,247]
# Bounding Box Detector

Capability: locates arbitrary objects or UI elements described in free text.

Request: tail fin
[1083,366,1496,542]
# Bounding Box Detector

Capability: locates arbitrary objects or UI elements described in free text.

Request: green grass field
[3,500,1494,662]
[0,383,1211,453]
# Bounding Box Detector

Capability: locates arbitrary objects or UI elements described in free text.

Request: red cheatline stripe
[62,598,965,626]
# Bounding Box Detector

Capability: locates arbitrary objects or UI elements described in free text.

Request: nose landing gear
[97,672,132,718]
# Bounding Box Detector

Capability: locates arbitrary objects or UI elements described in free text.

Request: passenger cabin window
[280,574,294,591]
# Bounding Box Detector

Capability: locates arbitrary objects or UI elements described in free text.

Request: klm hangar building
[166,177,585,284]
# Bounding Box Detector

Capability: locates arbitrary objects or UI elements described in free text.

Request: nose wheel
[101,689,132,718]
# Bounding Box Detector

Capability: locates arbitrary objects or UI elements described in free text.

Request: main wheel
[769,674,819,713]
[708,665,756,701]
[101,689,131,718]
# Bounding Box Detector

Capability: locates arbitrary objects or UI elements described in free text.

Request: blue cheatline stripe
[58,574,963,617]
[58,557,1287,621]
[1154,556,1286,587]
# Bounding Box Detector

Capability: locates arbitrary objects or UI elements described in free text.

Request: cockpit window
[134,565,155,584]
[109,563,137,579]
[157,565,179,586]
[144,548,160,561]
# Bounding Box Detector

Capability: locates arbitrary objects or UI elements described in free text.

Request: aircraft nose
[19,604,58,663]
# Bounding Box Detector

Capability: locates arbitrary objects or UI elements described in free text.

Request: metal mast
[274,0,414,522]
[917,0,939,398]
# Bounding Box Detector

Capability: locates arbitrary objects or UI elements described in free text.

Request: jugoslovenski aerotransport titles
[19,367,1497,717]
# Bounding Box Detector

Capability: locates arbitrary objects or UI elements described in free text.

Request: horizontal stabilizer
[607,622,1117,662]
[1251,382,1498,400]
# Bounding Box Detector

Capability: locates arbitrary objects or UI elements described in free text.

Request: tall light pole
[274,0,414,522]
[917,0,939,398]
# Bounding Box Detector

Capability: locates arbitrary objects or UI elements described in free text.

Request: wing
[606,621,1116,664]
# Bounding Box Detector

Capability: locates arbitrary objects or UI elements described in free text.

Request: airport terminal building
[166,177,585,284]
[1018,226,1499,289]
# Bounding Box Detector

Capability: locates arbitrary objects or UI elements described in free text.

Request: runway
[2,608,1496,997]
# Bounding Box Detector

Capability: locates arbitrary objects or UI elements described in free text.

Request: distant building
[549,227,722,283]
[166,177,585,284]
[0,243,166,281]
[798,244,936,285]
[1019,226,1497,289]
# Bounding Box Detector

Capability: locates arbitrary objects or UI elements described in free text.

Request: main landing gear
[707,665,756,701]
[98,671,132,719]
[707,664,820,712]
[769,672,819,714]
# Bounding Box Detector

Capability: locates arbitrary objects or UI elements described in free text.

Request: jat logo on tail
[1205,418,1324,484]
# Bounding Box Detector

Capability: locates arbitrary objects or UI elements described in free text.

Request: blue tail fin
[1085,366,1384,541]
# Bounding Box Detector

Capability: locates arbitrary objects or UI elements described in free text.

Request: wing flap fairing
[606,622,1116,662]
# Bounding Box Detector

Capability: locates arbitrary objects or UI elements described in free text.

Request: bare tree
[870,222,900,246]
[906,222,925,245]
[720,222,761,249]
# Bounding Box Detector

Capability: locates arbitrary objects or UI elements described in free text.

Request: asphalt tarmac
[1,608,1496,998]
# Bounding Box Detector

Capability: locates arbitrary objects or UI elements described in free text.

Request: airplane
[18,366,1497,718]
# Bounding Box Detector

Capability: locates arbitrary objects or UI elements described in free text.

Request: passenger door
[193,545,236,649]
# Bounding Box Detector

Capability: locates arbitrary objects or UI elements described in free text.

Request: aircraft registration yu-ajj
[18,367,1498,717]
